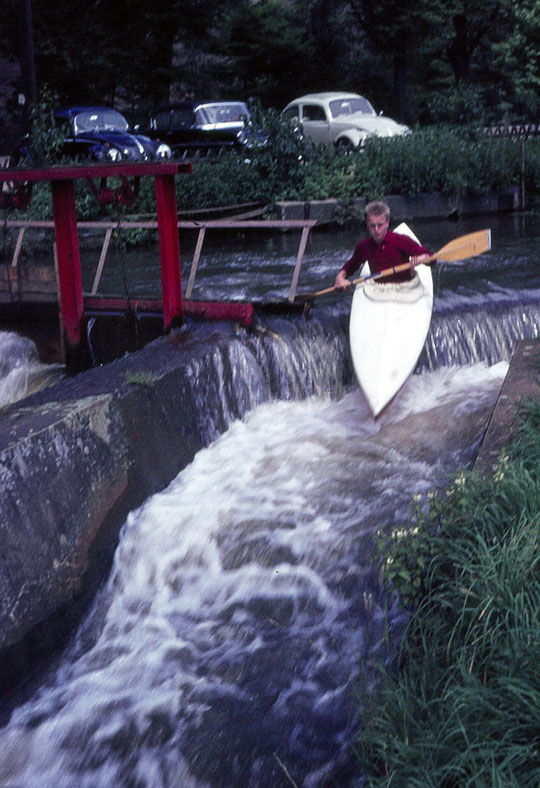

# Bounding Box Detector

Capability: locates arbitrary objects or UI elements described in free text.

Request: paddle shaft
[311,259,427,298]
[298,228,491,300]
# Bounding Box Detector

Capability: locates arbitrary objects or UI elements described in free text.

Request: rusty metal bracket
[0,181,33,211]
[117,175,140,206]
[86,175,140,207]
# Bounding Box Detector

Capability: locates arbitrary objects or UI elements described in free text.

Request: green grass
[360,398,540,787]
[124,370,158,387]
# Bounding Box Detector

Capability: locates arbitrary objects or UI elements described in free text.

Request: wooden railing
[1,216,318,303]
[484,124,540,139]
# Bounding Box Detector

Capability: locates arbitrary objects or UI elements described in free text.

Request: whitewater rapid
[0,360,507,787]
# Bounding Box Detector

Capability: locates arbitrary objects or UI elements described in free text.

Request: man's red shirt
[341,231,432,283]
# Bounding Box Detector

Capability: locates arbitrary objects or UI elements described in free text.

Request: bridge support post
[51,178,85,366]
[155,173,183,329]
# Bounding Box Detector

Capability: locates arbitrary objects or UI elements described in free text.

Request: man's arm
[334,269,350,290]
[334,241,367,289]
[396,233,436,267]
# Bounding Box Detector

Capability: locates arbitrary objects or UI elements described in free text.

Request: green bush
[17,87,66,166]
[360,396,540,787]
[172,126,535,208]
[357,128,527,198]
[175,156,266,210]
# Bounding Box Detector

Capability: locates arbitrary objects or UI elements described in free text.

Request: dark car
[54,106,172,162]
[148,101,252,158]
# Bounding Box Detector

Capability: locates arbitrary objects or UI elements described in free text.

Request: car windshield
[73,110,129,134]
[329,97,375,118]
[199,103,250,124]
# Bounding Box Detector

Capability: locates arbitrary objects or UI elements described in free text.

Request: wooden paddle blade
[435,229,491,262]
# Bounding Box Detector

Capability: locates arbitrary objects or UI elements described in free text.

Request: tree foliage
[348,0,440,121]
[489,0,540,119]
[220,0,314,108]
[0,0,538,152]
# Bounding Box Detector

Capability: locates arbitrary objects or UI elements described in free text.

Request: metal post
[154,173,183,329]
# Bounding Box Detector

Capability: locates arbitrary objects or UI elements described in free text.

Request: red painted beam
[184,300,254,327]
[1,161,194,361]
[83,297,255,328]
[0,162,192,182]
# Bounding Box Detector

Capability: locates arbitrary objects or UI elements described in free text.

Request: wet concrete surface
[474,339,540,472]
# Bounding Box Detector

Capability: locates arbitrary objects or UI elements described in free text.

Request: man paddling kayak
[334,201,435,289]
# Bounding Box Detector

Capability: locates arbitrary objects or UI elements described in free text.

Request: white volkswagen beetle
[282,92,409,151]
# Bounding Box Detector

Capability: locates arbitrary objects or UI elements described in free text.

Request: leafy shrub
[358,128,525,197]
[245,99,308,200]
[17,86,66,166]
[175,156,265,211]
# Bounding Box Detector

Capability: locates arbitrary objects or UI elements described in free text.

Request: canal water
[0,213,538,787]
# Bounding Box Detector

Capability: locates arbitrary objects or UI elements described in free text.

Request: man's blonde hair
[365,201,390,220]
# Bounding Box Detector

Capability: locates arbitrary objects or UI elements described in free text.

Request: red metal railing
[0,163,192,364]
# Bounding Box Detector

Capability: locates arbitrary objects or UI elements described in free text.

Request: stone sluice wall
[0,322,254,695]
[474,340,540,472]
[0,312,350,696]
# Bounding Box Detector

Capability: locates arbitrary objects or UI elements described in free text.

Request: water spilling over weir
[0,213,539,787]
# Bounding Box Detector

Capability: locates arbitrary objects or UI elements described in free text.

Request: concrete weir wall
[474,340,540,472]
[274,187,522,224]
[0,324,250,694]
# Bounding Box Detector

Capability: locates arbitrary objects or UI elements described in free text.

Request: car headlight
[106,147,122,162]
[156,142,172,159]
[236,129,247,145]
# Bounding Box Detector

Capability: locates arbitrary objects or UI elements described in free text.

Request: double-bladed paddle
[294,228,491,301]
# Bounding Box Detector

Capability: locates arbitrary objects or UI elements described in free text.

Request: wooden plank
[90,227,113,295]
[4,219,319,230]
[2,217,317,311]
[12,227,26,267]
[185,226,206,299]
[288,224,311,302]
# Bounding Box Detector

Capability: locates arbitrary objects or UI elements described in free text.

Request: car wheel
[335,138,357,154]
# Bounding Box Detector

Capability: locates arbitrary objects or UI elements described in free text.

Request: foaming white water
[0,362,507,787]
[0,331,64,407]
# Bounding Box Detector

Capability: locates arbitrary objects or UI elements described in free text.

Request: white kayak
[349,222,433,417]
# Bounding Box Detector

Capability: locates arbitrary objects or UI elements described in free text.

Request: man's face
[367,214,389,244]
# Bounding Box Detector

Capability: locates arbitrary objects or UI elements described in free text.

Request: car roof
[154,101,247,112]
[287,93,362,104]
[55,106,120,117]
